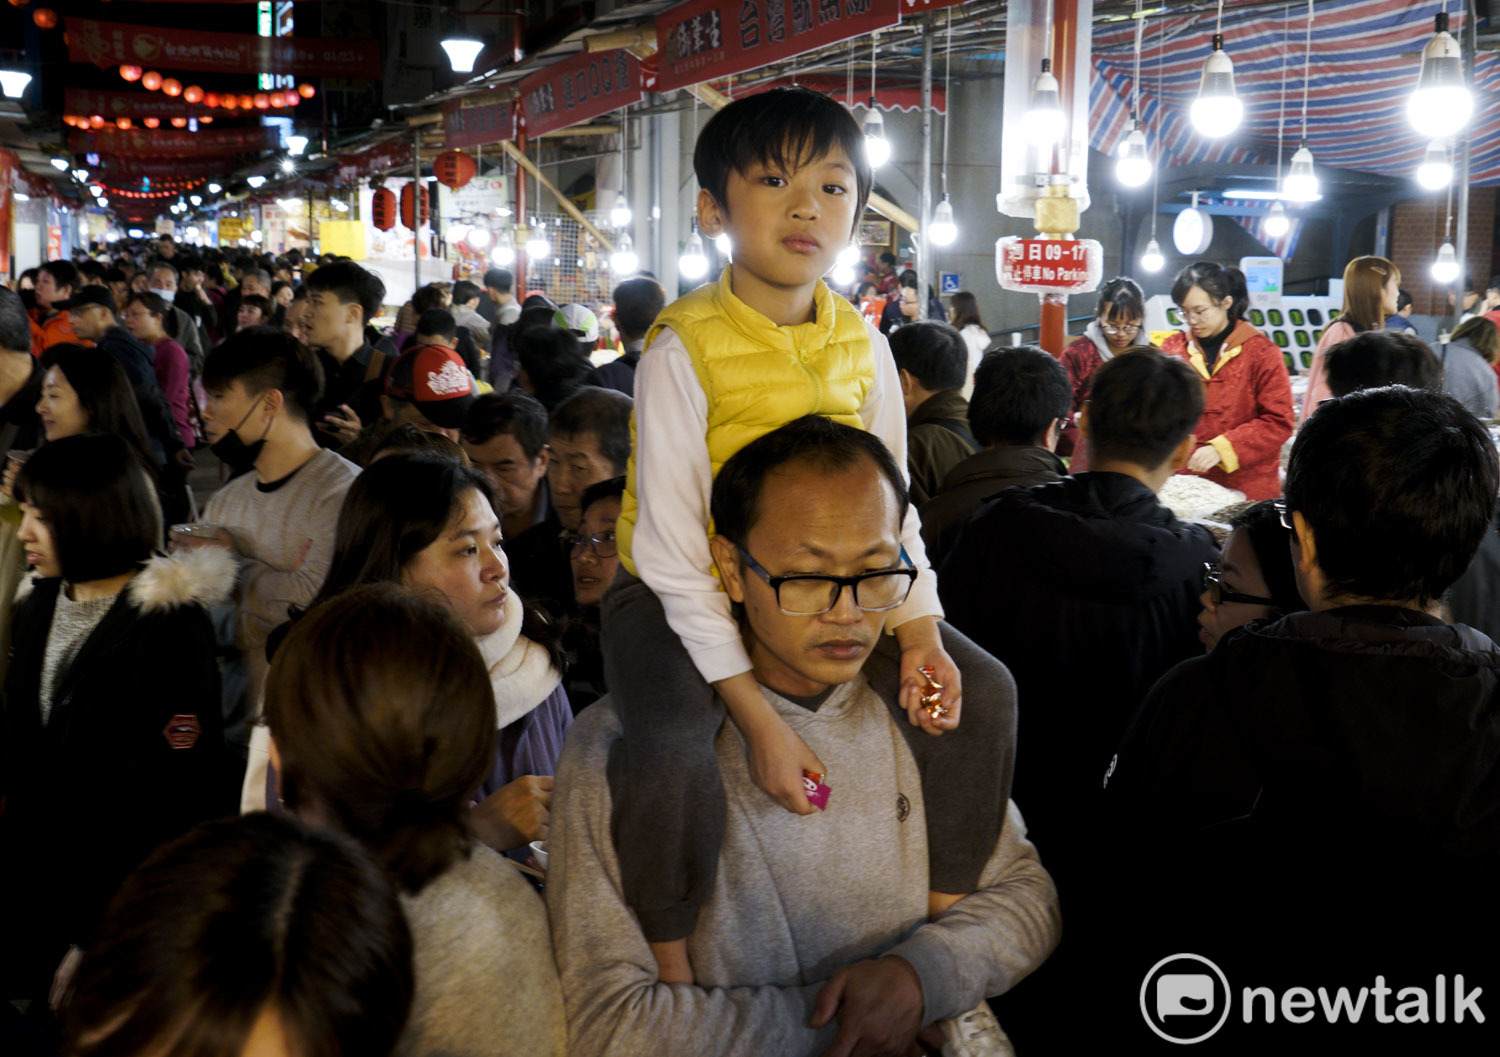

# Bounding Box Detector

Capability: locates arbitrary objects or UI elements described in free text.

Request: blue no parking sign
[940,272,961,294]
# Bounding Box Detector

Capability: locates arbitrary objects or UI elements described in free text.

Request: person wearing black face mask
[174,327,359,764]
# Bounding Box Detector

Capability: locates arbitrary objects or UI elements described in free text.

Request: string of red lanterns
[112,64,316,108]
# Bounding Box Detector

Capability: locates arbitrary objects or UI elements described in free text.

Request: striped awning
[1089,1,1500,186]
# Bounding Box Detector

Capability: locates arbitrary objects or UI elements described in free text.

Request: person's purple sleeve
[153,339,195,448]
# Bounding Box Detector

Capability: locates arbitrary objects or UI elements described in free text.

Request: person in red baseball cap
[382,343,479,442]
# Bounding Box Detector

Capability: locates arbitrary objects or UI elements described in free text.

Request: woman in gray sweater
[1435,316,1500,419]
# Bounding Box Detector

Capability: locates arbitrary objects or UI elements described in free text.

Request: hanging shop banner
[995,237,1103,295]
[99,157,228,182]
[443,95,518,150]
[65,88,292,120]
[323,139,415,184]
[69,126,281,156]
[654,0,901,91]
[517,49,642,139]
[66,18,381,78]
[896,0,966,12]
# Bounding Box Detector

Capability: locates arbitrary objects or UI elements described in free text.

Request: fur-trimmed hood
[126,546,238,614]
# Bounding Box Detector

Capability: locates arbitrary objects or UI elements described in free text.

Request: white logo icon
[1141,954,1231,1044]
[425,359,472,397]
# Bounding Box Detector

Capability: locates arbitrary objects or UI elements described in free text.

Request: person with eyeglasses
[1059,276,1150,469]
[547,415,1053,1057]
[1159,261,1294,501]
[560,476,625,714]
[1196,499,1305,652]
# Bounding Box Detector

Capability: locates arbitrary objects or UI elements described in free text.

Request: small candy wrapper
[802,769,831,811]
[918,665,949,720]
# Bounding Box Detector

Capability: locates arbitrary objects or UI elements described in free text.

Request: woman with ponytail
[264,583,566,1057]
[1298,256,1402,424]
[1161,262,1295,500]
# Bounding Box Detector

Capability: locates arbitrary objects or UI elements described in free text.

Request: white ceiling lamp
[1282,0,1320,203]
[189,194,202,206]
[465,223,492,250]
[1140,16,1166,273]
[332,198,350,213]
[1190,1,1243,138]
[1409,10,1472,138]
[0,69,32,99]
[440,32,486,74]
[13,192,29,202]
[928,197,958,246]
[830,242,861,286]
[928,12,960,246]
[714,232,732,257]
[610,231,639,274]
[448,222,472,244]
[1173,191,1214,255]
[207,182,222,194]
[50,157,69,172]
[72,168,89,182]
[280,158,296,174]
[679,219,709,280]
[863,34,891,168]
[247,175,267,188]
[1116,0,1153,187]
[491,228,515,267]
[611,105,633,227]
[1432,182,1460,283]
[285,134,309,156]
[1140,238,1164,272]
[525,218,550,260]
[1417,139,1454,190]
[1264,201,1290,238]
[1022,61,1065,147]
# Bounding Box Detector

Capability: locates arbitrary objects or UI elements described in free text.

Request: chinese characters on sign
[656,0,900,91]
[65,17,380,78]
[68,126,281,157]
[995,237,1103,294]
[517,49,642,139]
[443,96,517,150]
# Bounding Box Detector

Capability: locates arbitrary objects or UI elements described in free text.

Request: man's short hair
[888,320,968,393]
[548,385,633,473]
[77,260,108,284]
[305,261,385,324]
[1324,330,1442,398]
[202,325,324,422]
[40,260,79,292]
[879,252,897,268]
[241,268,272,289]
[611,277,666,340]
[898,269,919,291]
[125,291,170,319]
[711,414,909,544]
[1396,288,1414,313]
[415,308,458,342]
[970,345,1072,447]
[1284,385,1499,605]
[1086,350,1204,468]
[412,283,450,316]
[452,280,481,305]
[148,260,179,283]
[461,390,549,459]
[483,268,514,294]
[693,86,873,230]
[0,287,30,353]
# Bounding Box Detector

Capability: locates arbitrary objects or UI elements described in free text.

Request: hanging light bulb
[1115,123,1152,187]
[1431,241,1460,283]
[285,134,309,156]
[862,106,891,168]
[715,232,732,256]
[207,182,222,194]
[491,228,515,267]
[449,223,472,245]
[246,175,267,188]
[440,35,486,74]
[1284,144,1319,201]
[1416,139,1454,190]
[610,197,632,227]
[1140,237,1165,273]
[680,220,709,280]
[526,219,550,260]
[928,195,958,246]
[1264,201,1290,238]
[466,224,492,250]
[50,156,69,171]
[189,194,202,206]
[1408,12,1472,138]
[1021,60,1065,146]
[611,232,639,274]
[1191,34,1243,138]
[0,69,32,99]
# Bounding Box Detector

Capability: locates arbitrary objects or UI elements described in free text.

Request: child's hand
[899,640,962,736]
[744,712,826,815]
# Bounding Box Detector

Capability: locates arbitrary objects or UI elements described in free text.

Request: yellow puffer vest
[618,266,875,576]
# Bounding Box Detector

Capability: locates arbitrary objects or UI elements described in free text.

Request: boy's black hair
[452,280,482,305]
[1323,330,1442,398]
[1396,288,1413,312]
[1284,385,1498,605]
[516,327,593,412]
[1086,350,1204,467]
[898,269,919,291]
[888,320,968,393]
[40,260,79,293]
[879,252,897,268]
[483,268,513,294]
[305,260,386,324]
[579,475,626,519]
[711,414,908,545]
[78,259,108,283]
[415,308,458,342]
[1228,500,1305,613]
[693,87,872,232]
[611,276,666,340]
[15,433,161,582]
[202,324,325,423]
[1171,261,1250,323]
[461,390,549,458]
[548,385,633,474]
[970,345,1072,447]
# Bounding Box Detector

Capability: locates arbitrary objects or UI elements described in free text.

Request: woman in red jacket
[1160,262,1294,500]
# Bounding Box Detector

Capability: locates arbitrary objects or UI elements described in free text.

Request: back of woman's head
[1340,256,1400,333]
[949,290,985,331]
[517,325,592,410]
[315,453,495,607]
[16,433,161,582]
[40,344,152,457]
[1170,262,1249,322]
[60,813,413,1057]
[1229,500,1305,613]
[1450,315,1500,363]
[265,584,498,894]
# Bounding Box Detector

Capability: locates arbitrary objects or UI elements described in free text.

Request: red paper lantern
[221,95,238,110]
[7,0,27,7]
[297,83,316,99]
[399,183,429,230]
[119,65,142,82]
[170,116,188,128]
[371,188,397,232]
[203,91,220,108]
[33,8,57,29]
[199,115,214,124]
[143,116,160,128]
[283,91,300,107]
[238,94,253,109]
[142,71,163,91]
[162,78,182,97]
[269,92,286,108]
[116,117,132,129]
[253,93,269,110]
[434,150,478,190]
[183,84,203,104]
[90,114,104,129]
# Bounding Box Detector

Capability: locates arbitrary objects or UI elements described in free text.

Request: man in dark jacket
[889,321,975,507]
[1105,388,1500,1029]
[920,345,1068,562]
[585,276,664,397]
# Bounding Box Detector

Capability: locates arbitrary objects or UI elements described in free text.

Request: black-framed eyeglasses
[561,529,617,560]
[736,545,918,616]
[1100,322,1142,337]
[1202,562,1278,608]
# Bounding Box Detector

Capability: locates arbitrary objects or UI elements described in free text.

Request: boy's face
[699,146,859,297]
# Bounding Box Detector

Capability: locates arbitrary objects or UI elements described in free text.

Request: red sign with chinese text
[69,126,281,157]
[517,49,642,139]
[654,0,901,92]
[100,157,228,182]
[442,95,518,151]
[66,17,380,78]
[996,237,1103,294]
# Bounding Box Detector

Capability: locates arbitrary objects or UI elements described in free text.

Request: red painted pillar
[1039,0,1080,357]
[1040,292,1067,356]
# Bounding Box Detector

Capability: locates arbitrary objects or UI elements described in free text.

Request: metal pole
[918,14,935,303]
[412,131,422,300]
[1456,0,1477,298]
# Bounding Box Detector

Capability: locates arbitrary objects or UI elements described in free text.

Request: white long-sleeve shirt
[630,322,944,685]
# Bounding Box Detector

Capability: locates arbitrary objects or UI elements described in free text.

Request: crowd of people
[3,84,1500,1056]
